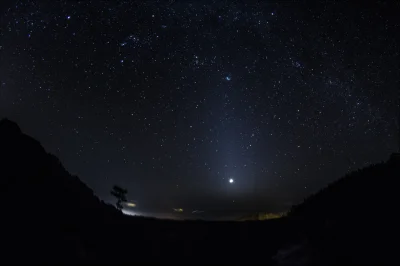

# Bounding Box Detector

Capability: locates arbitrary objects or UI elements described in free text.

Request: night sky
[1,1,399,217]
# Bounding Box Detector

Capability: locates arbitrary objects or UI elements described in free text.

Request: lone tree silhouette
[110,185,128,211]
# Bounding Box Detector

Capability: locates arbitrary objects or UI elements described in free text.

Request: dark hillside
[0,119,123,262]
[278,156,400,264]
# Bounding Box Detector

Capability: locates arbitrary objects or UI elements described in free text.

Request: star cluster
[0,1,398,213]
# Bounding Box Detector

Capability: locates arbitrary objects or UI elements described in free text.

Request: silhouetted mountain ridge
[0,118,122,262]
[276,156,400,264]
[0,118,119,218]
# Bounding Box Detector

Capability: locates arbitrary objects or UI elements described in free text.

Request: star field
[0,1,399,214]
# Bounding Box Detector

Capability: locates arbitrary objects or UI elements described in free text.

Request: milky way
[0,1,398,214]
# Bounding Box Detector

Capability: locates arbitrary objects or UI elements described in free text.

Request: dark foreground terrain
[1,118,399,264]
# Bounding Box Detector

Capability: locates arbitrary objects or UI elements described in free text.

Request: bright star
[67,16,71,20]
[229,178,234,184]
